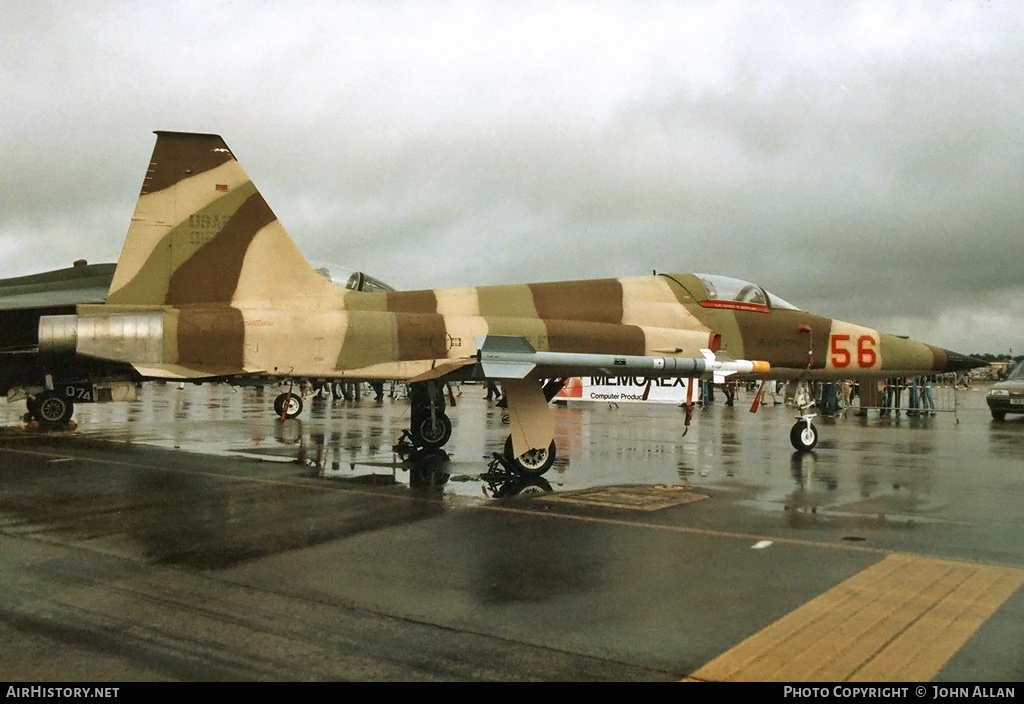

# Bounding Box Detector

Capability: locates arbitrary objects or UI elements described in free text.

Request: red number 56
[830,334,878,369]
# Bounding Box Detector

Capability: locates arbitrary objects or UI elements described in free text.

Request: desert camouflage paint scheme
[38,132,978,459]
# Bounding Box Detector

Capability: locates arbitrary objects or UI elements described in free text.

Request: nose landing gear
[790,417,818,451]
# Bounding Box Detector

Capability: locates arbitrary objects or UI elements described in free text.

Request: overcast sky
[2,1,1021,354]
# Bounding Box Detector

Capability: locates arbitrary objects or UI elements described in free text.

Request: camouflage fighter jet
[37,132,979,473]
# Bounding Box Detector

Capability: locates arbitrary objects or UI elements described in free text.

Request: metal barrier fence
[804,376,964,421]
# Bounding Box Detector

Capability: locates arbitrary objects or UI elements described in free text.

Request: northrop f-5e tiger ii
[33,131,979,475]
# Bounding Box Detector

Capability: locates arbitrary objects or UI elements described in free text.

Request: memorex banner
[555,376,693,404]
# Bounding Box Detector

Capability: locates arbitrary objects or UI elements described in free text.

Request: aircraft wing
[0,286,110,311]
[0,263,114,311]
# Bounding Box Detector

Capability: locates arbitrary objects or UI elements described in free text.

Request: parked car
[987,360,1024,420]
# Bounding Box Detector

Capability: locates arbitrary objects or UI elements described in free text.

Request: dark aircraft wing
[0,262,115,312]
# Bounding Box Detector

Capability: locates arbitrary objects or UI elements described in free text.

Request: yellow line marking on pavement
[689,553,1024,682]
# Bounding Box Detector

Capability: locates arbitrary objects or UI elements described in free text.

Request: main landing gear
[395,381,453,458]
[502,436,557,477]
[25,390,74,427]
[496,378,564,477]
[408,381,453,448]
[395,380,558,478]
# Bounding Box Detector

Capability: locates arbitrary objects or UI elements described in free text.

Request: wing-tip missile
[476,336,769,381]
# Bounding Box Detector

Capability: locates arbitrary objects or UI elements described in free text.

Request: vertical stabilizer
[106,131,336,306]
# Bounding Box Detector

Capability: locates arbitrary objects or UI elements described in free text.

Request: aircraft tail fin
[106,131,335,306]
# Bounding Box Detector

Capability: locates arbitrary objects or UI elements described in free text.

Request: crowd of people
[699,374,969,418]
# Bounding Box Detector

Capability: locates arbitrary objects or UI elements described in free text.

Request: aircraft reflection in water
[295,419,553,498]
[28,131,979,481]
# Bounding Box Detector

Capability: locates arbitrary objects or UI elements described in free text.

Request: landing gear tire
[790,421,818,451]
[503,436,556,477]
[413,413,452,448]
[274,392,303,419]
[33,391,74,426]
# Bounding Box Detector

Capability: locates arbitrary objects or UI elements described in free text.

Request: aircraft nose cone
[941,348,986,372]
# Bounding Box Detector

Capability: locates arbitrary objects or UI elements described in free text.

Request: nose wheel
[790,418,818,451]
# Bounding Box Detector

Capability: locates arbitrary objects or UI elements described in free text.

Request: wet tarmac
[0,382,1022,681]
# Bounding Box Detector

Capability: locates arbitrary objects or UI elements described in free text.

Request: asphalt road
[0,381,1021,681]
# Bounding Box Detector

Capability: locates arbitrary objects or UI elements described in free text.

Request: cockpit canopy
[693,273,799,311]
[343,271,394,293]
[311,262,395,292]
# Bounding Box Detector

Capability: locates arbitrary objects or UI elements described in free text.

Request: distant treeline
[969,353,1023,364]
